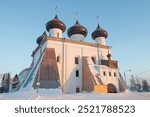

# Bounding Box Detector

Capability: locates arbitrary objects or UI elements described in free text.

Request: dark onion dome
[36,31,47,44]
[92,24,108,40]
[67,20,88,38]
[107,53,111,60]
[46,15,66,32]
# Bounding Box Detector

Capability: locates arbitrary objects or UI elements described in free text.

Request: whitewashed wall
[46,38,119,93]
[49,28,62,38]
[99,65,119,92]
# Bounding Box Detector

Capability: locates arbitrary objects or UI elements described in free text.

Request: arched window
[114,72,116,77]
[103,71,106,76]
[109,72,111,76]
[76,70,79,77]
[91,56,96,64]
[75,57,79,64]
[57,32,59,37]
[57,55,60,62]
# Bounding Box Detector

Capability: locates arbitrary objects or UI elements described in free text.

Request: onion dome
[92,24,108,40]
[46,15,66,32]
[107,53,111,60]
[36,31,47,44]
[67,20,88,38]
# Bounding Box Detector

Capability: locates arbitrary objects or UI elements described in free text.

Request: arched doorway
[107,83,117,93]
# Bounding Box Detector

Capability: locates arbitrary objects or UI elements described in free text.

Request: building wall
[47,40,83,93]
[95,37,106,45]
[49,28,62,38]
[70,34,85,41]
[47,40,63,88]
[63,43,83,93]
[45,38,119,93]
[33,48,60,89]
[82,57,95,92]
[99,66,119,92]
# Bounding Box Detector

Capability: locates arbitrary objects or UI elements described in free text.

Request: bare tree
[0,73,10,93]
[136,78,141,92]
[142,80,149,92]
[130,75,136,91]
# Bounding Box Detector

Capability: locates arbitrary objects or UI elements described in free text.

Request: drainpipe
[61,38,65,92]
[97,43,101,74]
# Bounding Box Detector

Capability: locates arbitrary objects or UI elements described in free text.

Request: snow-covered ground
[0,89,150,100]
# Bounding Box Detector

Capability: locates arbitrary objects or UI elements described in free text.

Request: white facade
[70,34,85,42]
[95,37,106,45]
[20,36,126,93]
[36,37,121,92]
[99,65,120,92]
[2,12,127,94]
[49,28,62,38]
[18,13,126,93]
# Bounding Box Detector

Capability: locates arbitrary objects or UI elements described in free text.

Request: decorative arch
[107,83,117,93]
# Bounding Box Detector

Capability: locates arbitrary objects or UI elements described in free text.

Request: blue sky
[0,0,150,80]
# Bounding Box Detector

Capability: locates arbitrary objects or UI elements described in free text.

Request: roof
[46,15,66,32]
[92,24,108,39]
[32,36,112,57]
[36,31,47,44]
[67,20,88,37]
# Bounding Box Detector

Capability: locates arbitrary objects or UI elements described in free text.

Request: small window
[75,57,79,64]
[103,71,106,76]
[114,72,116,77]
[57,32,59,37]
[76,87,80,93]
[57,56,60,62]
[76,70,79,77]
[109,72,111,76]
[91,57,96,64]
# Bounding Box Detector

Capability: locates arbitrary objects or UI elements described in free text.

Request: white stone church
[18,15,126,93]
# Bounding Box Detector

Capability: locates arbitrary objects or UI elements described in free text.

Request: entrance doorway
[76,87,80,93]
[107,83,117,93]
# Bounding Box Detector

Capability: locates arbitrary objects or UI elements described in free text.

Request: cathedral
[18,14,126,93]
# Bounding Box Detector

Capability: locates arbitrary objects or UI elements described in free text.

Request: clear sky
[0,0,150,80]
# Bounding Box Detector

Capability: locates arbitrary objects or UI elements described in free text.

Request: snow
[0,89,150,100]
